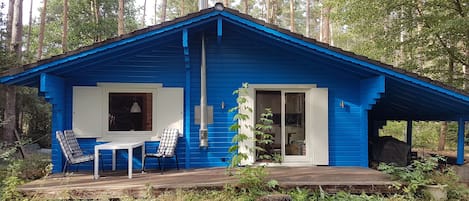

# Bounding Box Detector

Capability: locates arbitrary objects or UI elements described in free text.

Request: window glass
[108,93,152,131]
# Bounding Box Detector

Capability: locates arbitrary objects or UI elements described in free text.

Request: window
[73,83,183,141]
[109,93,152,131]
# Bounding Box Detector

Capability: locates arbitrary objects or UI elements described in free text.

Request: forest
[0,0,468,153]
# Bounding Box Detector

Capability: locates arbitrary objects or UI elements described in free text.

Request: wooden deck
[19,166,397,199]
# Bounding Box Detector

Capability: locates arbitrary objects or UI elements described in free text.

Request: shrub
[0,142,51,200]
[379,156,469,200]
[378,156,441,195]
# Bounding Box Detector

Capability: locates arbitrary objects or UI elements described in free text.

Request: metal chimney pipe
[199,34,208,148]
[198,0,208,11]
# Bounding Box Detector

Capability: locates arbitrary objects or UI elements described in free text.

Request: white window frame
[98,83,162,142]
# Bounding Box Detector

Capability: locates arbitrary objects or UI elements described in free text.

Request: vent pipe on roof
[199,0,208,11]
[199,34,208,148]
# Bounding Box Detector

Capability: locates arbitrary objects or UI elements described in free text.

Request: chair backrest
[64,130,83,156]
[157,128,179,157]
[56,131,72,162]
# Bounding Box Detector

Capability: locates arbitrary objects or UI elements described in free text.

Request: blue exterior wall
[50,19,378,172]
[54,36,188,171]
[189,23,368,167]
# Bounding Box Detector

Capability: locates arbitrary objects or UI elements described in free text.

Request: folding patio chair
[56,130,95,175]
[142,128,180,173]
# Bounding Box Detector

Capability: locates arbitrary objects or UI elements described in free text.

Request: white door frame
[246,84,316,166]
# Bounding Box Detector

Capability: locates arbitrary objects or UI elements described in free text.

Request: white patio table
[94,141,145,179]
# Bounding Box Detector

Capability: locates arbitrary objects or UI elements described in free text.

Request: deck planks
[19,166,396,199]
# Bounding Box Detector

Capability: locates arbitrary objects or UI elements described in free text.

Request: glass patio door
[256,90,308,163]
[284,92,306,159]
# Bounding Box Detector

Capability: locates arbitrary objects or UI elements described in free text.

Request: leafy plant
[227,83,282,170]
[0,139,52,200]
[226,83,281,198]
[429,166,469,201]
[378,156,455,197]
[255,108,275,161]
[227,82,252,172]
[0,161,25,201]
[288,187,310,201]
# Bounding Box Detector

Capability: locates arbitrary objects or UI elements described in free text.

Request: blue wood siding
[52,20,376,172]
[40,74,66,173]
[186,23,367,167]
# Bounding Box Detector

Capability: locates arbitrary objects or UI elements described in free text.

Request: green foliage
[226,83,281,199]
[1,161,24,201]
[380,121,460,150]
[236,166,269,196]
[16,87,52,148]
[228,83,281,170]
[0,3,16,71]
[378,155,468,199]
[380,156,469,200]
[26,0,140,60]
[428,167,469,201]
[287,187,310,201]
[285,187,409,201]
[156,188,242,201]
[255,108,277,161]
[227,82,251,171]
[331,0,469,90]
[0,140,51,201]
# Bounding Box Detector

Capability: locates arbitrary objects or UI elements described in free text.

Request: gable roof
[1,3,469,121]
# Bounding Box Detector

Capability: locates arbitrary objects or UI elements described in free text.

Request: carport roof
[1,4,469,121]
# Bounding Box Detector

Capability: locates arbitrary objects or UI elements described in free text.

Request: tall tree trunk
[438,58,454,151]
[154,0,157,24]
[320,5,331,44]
[37,0,47,59]
[62,0,68,53]
[224,0,229,7]
[464,64,468,90]
[266,0,277,24]
[243,0,248,14]
[92,0,100,41]
[161,0,167,22]
[289,0,295,32]
[3,0,22,144]
[118,0,125,35]
[447,57,454,86]
[10,0,22,59]
[3,86,17,144]
[306,0,310,37]
[142,0,147,27]
[438,121,447,151]
[26,0,33,59]
[180,0,185,16]
[6,0,14,51]
[266,0,271,23]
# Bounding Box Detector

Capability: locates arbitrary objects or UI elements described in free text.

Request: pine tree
[37,0,47,59]
[62,0,68,52]
[118,0,125,35]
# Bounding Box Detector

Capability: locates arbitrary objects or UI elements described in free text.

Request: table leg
[112,149,116,171]
[94,148,99,179]
[128,147,133,179]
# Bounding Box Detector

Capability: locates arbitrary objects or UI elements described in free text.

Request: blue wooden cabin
[2,4,469,173]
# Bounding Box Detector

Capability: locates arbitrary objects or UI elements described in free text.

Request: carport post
[406,120,412,147]
[457,118,465,165]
